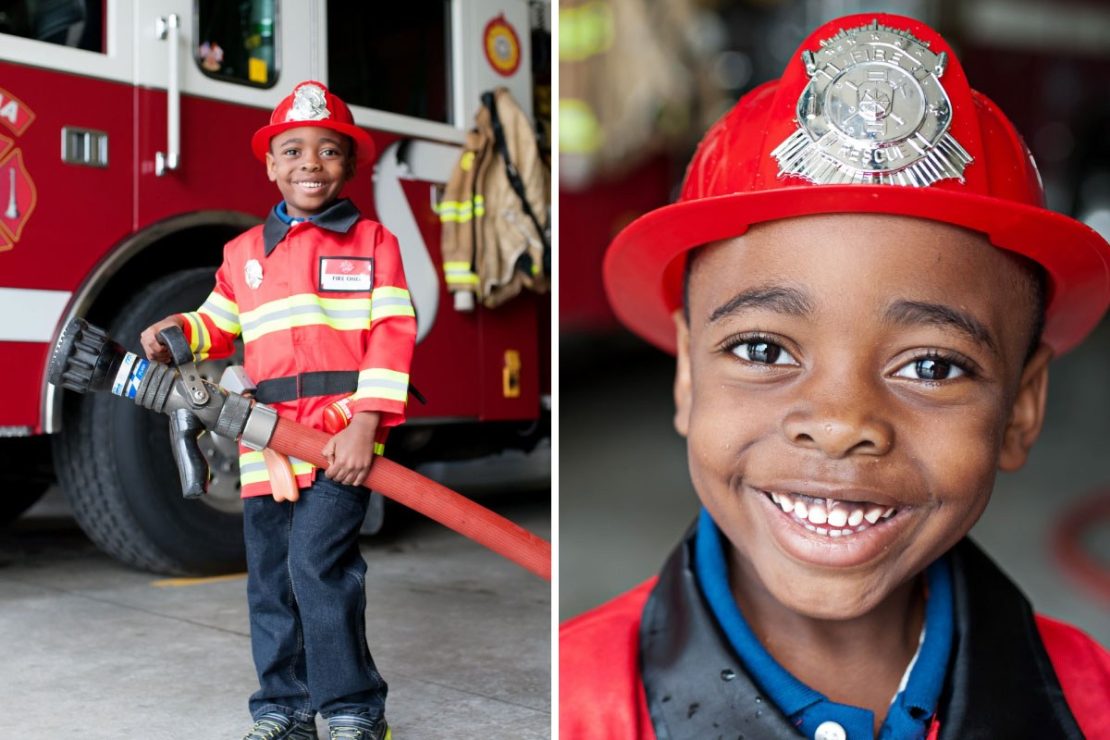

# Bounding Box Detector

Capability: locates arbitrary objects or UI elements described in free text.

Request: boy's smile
[675,213,1050,621]
[266,126,354,218]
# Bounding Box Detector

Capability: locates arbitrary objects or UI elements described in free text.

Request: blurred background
[559,0,1110,644]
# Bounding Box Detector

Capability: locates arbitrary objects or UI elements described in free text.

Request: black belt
[254,371,357,404]
[254,370,427,405]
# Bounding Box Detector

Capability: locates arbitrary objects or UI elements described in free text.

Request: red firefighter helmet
[251,80,377,166]
[603,13,1110,355]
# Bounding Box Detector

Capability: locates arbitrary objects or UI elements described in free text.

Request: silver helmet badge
[286,83,331,123]
[771,20,972,187]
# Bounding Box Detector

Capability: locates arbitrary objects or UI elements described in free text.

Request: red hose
[269,417,551,580]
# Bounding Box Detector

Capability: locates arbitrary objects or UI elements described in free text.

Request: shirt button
[814,721,847,740]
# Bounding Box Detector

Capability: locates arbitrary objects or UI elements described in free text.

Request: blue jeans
[244,472,387,723]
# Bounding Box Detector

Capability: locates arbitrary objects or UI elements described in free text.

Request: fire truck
[0,0,551,574]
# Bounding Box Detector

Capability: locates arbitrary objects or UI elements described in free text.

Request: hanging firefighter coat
[439,87,550,309]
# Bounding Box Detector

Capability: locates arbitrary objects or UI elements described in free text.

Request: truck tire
[53,268,246,575]
[0,437,53,527]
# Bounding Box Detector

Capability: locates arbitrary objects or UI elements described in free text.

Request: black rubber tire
[0,437,53,527]
[52,268,246,575]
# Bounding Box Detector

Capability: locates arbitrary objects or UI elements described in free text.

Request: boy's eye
[282,148,300,157]
[894,356,965,381]
[732,340,797,366]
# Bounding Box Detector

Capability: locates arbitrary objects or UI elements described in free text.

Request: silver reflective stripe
[241,303,369,332]
[0,288,72,342]
[358,379,408,391]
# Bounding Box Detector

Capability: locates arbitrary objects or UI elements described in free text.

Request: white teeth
[765,488,901,539]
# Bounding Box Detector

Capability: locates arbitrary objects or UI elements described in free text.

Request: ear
[265,151,278,182]
[673,311,692,438]
[998,343,1052,471]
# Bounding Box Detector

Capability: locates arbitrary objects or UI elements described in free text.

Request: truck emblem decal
[483,15,521,77]
[771,20,972,187]
[0,86,35,136]
[0,148,37,253]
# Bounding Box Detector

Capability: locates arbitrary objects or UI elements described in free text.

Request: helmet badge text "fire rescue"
[772,20,972,187]
[286,83,331,122]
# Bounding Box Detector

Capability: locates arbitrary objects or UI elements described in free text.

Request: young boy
[560,14,1109,740]
[141,81,413,740]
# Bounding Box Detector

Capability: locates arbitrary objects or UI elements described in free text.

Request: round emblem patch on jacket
[245,258,263,289]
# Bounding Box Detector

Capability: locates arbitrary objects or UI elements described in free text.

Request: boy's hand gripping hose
[48,318,551,580]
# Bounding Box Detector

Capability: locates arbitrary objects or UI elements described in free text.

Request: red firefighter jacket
[178,199,417,497]
[560,536,1110,740]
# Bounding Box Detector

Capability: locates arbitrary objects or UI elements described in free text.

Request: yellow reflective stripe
[371,287,415,320]
[445,273,480,286]
[373,442,385,456]
[240,294,371,343]
[560,0,615,62]
[206,290,238,314]
[352,368,409,403]
[436,195,486,223]
[444,261,480,285]
[560,99,603,154]
[199,291,240,334]
[181,312,211,358]
[238,452,313,485]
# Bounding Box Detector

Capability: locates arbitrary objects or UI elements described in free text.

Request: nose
[780,374,894,458]
[300,152,321,169]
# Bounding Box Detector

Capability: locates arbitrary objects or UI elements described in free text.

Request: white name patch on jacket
[319,257,373,292]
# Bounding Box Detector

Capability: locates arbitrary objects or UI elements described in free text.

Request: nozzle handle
[157,324,195,367]
[169,408,209,498]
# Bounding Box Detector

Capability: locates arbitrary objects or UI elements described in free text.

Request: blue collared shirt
[274,200,312,226]
[694,507,953,740]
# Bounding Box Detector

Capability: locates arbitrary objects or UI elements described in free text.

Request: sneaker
[327,715,390,740]
[242,712,319,740]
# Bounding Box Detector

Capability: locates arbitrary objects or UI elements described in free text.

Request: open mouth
[761,489,898,538]
[295,181,327,190]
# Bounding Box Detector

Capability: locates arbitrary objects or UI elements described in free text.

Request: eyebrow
[276,136,344,148]
[708,284,814,324]
[884,299,997,353]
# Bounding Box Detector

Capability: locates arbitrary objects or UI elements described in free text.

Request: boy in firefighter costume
[141,81,411,740]
[560,14,1109,740]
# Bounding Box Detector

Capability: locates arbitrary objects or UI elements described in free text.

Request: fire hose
[48,318,551,580]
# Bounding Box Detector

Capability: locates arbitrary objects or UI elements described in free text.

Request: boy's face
[675,213,1051,621]
[266,126,355,218]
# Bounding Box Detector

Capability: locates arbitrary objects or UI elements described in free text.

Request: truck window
[195,0,279,88]
[0,0,104,52]
[327,1,451,124]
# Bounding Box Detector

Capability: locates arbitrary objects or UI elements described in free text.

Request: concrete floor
[560,317,1110,647]
[1,489,550,739]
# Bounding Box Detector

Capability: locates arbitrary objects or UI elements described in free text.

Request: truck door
[131,0,318,226]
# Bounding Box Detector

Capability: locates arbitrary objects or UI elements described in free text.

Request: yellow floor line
[151,573,247,588]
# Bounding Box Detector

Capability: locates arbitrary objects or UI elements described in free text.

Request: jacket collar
[263,198,361,256]
[639,531,1084,739]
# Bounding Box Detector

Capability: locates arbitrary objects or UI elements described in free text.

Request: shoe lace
[244,717,287,740]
